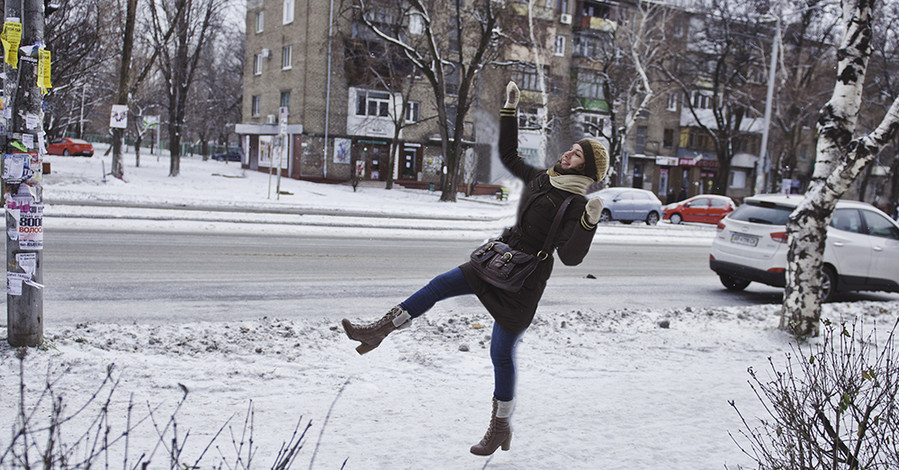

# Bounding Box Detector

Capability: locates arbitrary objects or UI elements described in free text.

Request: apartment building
[238,0,780,200]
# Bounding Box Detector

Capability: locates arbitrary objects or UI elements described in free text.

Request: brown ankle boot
[470,398,513,456]
[341,306,411,354]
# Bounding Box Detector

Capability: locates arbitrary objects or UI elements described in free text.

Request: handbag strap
[536,195,576,260]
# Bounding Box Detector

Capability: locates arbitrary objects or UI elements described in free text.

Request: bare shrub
[1,349,314,469]
[730,318,899,469]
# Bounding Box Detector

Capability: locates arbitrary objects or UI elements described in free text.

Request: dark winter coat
[459,109,598,335]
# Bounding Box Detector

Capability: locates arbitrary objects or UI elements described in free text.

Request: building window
[254,54,263,75]
[510,64,545,92]
[583,115,603,137]
[409,14,424,35]
[573,35,599,58]
[251,95,261,117]
[283,0,294,24]
[635,125,648,154]
[799,145,809,161]
[518,107,541,130]
[281,45,292,69]
[663,128,674,148]
[356,90,391,117]
[405,101,420,123]
[687,91,712,109]
[582,1,611,18]
[729,169,746,189]
[554,35,566,56]
[255,11,264,33]
[688,129,712,150]
[280,91,291,111]
[666,92,678,111]
[576,69,604,100]
[364,5,397,26]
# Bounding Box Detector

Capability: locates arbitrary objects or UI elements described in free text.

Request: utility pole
[755,3,781,195]
[3,0,47,347]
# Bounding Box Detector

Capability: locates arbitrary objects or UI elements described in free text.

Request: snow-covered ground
[2,146,898,469]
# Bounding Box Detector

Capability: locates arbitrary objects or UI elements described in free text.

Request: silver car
[709,194,899,301]
[588,187,663,225]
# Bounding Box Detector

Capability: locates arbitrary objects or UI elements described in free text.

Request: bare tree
[663,0,769,195]
[766,0,840,192]
[355,0,505,202]
[187,21,244,159]
[108,0,185,179]
[42,0,108,139]
[855,0,899,206]
[151,0,223,177]
[782,0,899,337]
[575,0,672,185]
[341,1,424,190]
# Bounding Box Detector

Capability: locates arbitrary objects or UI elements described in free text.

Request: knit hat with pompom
[576,138,609,182]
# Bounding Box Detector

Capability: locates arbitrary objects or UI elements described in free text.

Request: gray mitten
[585,198,604,225]
[504,81,519,109]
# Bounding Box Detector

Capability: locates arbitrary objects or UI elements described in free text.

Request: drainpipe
[322,0,334,180]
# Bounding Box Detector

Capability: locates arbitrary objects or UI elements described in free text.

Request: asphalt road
[24,228,896,326]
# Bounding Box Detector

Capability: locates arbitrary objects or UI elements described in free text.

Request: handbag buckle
[536,250,549,261]
[501,252,513,262]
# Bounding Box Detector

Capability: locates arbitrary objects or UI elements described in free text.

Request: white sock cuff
[392,308,412,328]
[496,399,514,418]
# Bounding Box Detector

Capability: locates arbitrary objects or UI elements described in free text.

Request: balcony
[575,15,618,33]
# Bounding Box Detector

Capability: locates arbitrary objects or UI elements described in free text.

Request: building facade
[239,0,817,202]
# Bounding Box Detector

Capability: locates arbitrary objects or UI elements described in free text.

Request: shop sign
[655,156,679,166]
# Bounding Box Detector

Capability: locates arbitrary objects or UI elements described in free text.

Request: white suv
[709,194,899,301]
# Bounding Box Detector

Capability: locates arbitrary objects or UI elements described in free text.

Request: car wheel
[719,274,751,291]
[646,211,660,225]
[63,149,70,156]
[670,213,683,224]
[821,266,837,302]
[599,209,612,223]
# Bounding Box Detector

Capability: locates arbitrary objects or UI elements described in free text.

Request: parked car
[587,187,663,225]
[47,137,94,157]
[709,194,899,301]
[212,148,242,162]
[663,194,736,224]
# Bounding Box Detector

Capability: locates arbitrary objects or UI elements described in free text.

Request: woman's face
[559,144,586,171]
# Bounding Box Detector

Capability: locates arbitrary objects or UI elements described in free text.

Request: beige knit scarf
[546,168,593,196]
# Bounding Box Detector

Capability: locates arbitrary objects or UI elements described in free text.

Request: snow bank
[3,301,897,469]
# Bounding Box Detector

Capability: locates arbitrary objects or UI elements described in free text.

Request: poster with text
[17,203,42,250]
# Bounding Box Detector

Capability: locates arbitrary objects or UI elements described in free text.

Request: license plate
[731,232,759,247]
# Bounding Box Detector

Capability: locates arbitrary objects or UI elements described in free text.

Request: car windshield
[598,189,623,199]
[728,202,793,225]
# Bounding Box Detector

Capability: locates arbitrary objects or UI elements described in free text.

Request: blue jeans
[400,267,523,402]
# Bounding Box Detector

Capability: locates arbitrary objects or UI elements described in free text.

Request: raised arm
[499,81,542,182]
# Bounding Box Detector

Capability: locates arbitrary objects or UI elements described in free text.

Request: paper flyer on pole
[0,19,21,68]
[37,47,51,93]
[2,153,29,182]
[17,203,42,249]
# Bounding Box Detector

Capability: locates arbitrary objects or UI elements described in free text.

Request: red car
[663,194,736,224]
[47,137,94,156]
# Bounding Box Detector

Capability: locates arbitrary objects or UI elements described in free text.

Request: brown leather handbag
[470,195,575,292]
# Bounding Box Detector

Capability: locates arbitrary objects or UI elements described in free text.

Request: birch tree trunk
[782,0,899,337]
